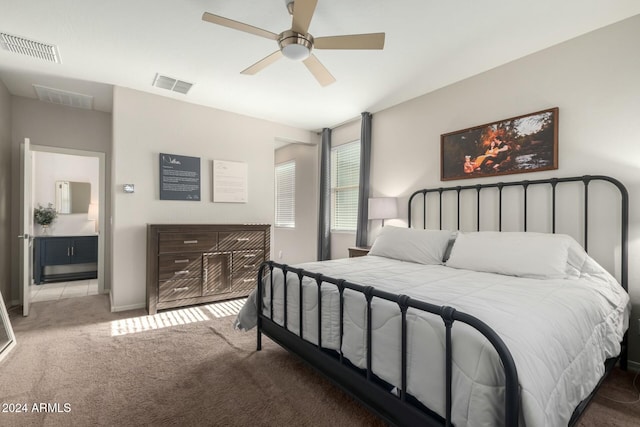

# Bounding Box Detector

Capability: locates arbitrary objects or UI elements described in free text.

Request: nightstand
[348,246,370,258]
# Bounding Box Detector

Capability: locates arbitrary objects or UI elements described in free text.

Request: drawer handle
[174,270,189,275]
[242,279,253,283]
[243,254,256,258]
[173,287,189,292]
[183,240,198,244]
[236,238,250,242]
[174,259,189,264]
[243,264,256,269]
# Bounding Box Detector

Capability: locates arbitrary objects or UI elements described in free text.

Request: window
[331,141,360,231]
[275,161,295,228]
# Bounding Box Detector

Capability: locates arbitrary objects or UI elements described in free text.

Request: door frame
[29,145,107,295]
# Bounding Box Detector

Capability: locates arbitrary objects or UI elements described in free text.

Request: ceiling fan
[202,0,385,86]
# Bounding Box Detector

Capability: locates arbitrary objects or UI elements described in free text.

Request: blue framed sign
[159,153,201,201]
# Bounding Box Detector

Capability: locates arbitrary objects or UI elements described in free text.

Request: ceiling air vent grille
[0,32,61,63]
[152,73,193,94]
[33,85,94,110]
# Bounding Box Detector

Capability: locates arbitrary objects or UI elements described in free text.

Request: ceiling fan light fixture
[282,43,310,60]
[278,30,313,61]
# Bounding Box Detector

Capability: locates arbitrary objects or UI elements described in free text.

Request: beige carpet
[0,295,638,427]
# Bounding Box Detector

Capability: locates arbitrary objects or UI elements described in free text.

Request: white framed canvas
[213,159,248,203]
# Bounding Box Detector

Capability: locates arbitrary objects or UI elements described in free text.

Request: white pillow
[368,226,453,265]
[445,231,573,279]
[565,237,589,278]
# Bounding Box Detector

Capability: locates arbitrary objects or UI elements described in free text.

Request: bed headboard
[407,175,628,291]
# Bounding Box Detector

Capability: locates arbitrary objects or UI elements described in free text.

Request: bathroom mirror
[0,291,16,363]
[55,181,91,214]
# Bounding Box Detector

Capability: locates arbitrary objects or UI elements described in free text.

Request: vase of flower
[34,203,58,235]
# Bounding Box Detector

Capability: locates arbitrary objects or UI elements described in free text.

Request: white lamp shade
[368,197,398,220]
[87,203,99,221]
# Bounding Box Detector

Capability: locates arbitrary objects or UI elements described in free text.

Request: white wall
[0,80,11,305]
[274,143,319,264]
[370,16,640,362]
[32,151,99,236]
[111,87,312,311]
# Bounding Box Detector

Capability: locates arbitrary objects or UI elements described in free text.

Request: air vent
[33,85,94,110]
[152,73,193,94]
[0,32,61,63]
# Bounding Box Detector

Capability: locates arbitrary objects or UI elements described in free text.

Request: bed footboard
[256,261,520,427]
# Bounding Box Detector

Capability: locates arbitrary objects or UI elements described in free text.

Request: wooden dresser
[146,224,270,314]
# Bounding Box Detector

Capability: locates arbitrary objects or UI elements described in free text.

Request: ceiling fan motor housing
[278,30,313,60]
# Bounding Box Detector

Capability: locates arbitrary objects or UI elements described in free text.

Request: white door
[19,138,33,316]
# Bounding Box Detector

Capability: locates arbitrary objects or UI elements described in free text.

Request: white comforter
[236,255,629,427]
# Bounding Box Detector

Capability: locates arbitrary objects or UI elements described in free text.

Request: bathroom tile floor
[31,279,100,302]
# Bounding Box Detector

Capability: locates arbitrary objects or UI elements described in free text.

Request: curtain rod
[315,114,364,134]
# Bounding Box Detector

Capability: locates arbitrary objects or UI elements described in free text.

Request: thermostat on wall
[123,184,135,193]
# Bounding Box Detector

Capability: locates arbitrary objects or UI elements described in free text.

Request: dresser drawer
[218,231,264,251]
[158,232,217,253]
[158,278,201,302]
[232,250,264,274]
[158,254,202,281]
[231,271,257,293]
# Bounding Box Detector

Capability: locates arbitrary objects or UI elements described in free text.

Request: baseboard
[627,360,640,372]
[110,302,145,313]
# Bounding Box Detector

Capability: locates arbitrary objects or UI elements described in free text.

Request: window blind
[275,161,295,228]
[331,141,361,231]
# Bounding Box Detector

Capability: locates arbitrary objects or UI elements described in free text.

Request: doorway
[26,145,106,307]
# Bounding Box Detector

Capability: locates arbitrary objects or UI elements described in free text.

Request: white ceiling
[1,1,639,131]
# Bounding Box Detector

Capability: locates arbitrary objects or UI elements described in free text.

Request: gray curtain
[355,112,372,248]
[317,128,331,261]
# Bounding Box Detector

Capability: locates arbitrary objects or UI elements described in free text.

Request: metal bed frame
[255,175,628,427]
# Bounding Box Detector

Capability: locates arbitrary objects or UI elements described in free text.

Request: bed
[235,175,630,427]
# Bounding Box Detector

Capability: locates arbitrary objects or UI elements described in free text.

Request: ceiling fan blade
[202,12,277,40]
[291,0,318,34]
[303,54,336,87]
[241,51,283,75]
[314,33,385,50]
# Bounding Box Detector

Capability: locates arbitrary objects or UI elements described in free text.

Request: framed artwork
[441,107,558,181]
[213,159,248,203]
[159,153,201,200]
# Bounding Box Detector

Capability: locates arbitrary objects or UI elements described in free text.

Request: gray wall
[110,87,312,311]
[274,143,319,264]
[370,16,640,364]
[10,96,113,302]
[0,80,11,306]
[278,15,640,364]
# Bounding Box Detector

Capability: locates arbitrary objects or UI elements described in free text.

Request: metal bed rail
[256,261,520,427]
